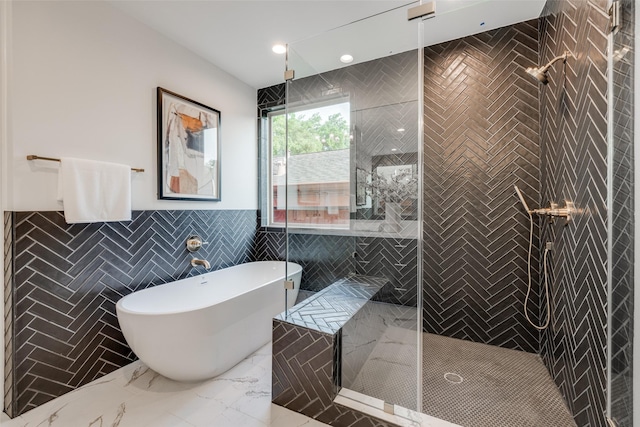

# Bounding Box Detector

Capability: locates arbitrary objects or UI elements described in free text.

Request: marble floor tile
[0,343,329,427]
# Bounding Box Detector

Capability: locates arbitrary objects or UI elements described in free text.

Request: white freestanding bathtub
[116,261,302,382]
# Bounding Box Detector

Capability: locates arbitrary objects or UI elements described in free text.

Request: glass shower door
[283,3,423,414]
[282,45,356,299]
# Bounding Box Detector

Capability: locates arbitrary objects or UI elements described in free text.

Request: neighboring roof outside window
[273,149,350,186]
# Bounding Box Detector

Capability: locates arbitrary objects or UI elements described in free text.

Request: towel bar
[27,155,144,173]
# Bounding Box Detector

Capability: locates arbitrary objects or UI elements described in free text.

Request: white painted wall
[9,0,257,212]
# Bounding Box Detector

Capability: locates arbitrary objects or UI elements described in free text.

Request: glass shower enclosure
[272,1,637,426]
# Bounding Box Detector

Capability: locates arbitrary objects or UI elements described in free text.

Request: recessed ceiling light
[272,44,286,54]
[340,54,354,64]
[391,148,398,152]
[397,128,405,132]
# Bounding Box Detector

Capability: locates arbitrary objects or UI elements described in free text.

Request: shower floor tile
[349,325,576,427]
[348,326,419,410]
[422,333,576,427]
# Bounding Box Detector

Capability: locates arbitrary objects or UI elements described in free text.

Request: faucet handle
[186,235,205,252]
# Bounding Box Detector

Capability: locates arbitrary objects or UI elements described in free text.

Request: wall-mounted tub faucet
[191,258,211,269]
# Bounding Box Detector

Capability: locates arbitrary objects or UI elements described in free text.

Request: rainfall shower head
[514,185,531,214]
[524,51,572,85]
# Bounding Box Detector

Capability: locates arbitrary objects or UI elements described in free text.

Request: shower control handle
[186,235,208,252]
[531,201,575,224]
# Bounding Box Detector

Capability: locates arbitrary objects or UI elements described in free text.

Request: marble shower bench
[271,275,401,427]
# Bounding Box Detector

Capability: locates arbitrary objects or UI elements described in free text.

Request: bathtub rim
[115,260,302,317]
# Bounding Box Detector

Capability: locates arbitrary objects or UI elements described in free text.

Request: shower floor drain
[444,372,464,384]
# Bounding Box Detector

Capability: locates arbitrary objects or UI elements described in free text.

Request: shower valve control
[531,201,576,225]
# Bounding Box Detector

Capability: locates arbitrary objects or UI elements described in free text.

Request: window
[268,100,350,229]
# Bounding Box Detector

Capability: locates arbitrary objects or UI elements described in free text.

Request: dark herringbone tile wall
[3,212,13,416]
[422,20,541,353]
[609,2,635,426]
[356,238,418,306]
[539,1,610,426]
[285,51,418,112]
[253,228,418,307]
[290,234,355,292]
[5,210,257,416]
[252,223,356,293]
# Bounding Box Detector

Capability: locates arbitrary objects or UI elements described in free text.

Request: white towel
[57,157,132,224]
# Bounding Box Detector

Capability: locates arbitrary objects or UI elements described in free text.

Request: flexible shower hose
[524,209,551,330]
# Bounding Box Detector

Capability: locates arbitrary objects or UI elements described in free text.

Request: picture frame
[157,87,221,201]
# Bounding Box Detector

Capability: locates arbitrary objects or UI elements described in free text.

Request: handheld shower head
[514,185,531,213]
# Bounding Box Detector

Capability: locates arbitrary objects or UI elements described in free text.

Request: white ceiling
[112,0,547,89]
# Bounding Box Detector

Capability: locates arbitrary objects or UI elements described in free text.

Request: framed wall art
[157,87,221,201]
